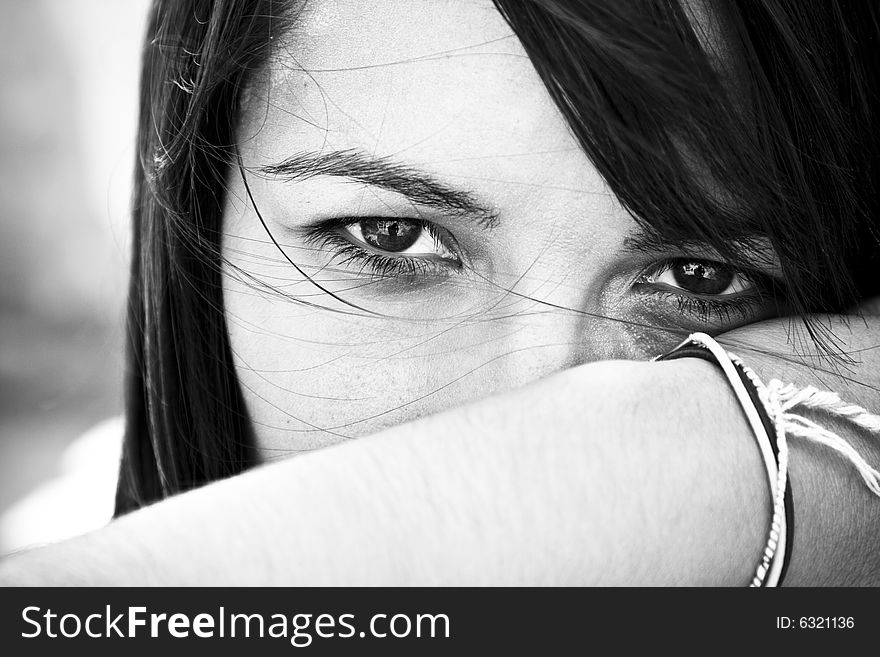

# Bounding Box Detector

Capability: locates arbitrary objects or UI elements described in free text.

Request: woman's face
[222,0,771,457]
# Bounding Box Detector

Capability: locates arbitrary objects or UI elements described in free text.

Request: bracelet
[726,350,794,586]
[655,331,880,586]
[655,332,790,587]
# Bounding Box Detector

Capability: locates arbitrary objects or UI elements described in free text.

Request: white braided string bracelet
[656,332,880,587]
[763,381,880,497]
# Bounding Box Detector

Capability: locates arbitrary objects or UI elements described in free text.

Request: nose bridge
[482,280,621,383]
[473,202,643,378]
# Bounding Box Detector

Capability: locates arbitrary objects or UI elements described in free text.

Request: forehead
[293,0,511,69]
[239,0,610,213]
[258,0,533,141]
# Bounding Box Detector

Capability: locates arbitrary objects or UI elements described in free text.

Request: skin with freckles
[222,0,780,458]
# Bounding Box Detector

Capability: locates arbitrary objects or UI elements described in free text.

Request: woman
[2,0,879,585]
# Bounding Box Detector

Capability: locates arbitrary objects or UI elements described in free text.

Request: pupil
[672,261,734,295]
[360,219,421,252]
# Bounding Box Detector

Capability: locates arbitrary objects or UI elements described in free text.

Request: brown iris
[359,219,422,252]
[671,260,735,295]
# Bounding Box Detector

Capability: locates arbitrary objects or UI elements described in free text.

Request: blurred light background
[0,0,150,551]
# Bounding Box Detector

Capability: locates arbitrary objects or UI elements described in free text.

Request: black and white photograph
[1,0,879,615]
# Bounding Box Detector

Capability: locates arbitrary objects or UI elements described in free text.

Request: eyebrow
[258,149,499,228]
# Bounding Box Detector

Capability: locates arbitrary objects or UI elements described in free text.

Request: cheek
[225,252,636,456]
[224,273,668,459]
[224,283,524,456]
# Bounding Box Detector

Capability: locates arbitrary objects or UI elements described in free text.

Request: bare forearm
[0,359,768,586]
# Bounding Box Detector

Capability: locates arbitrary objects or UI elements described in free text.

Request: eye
[633,257,783,329]
[641,259,752,296]
[350,219,420,251]
[342,218,458,261]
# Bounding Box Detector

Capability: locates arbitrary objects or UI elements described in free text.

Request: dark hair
[117,0,289,512]
[117,0,880,514]
[494,0,879,311]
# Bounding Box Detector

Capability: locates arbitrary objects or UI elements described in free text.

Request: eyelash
[303,219,459,280]
[304,218,778,324]
[655,290,764,324]
[635,260,778,325]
